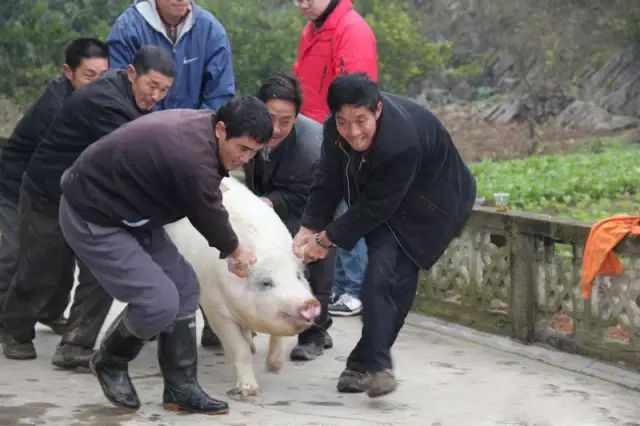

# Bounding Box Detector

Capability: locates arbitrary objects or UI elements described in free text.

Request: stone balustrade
[413,206,640,369]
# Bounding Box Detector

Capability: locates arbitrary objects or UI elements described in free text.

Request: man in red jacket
[293,0,378,318]
[293,0,377,123]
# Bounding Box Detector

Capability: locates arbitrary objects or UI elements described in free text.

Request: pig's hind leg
[266,335,284,373]
[213,317,261,400]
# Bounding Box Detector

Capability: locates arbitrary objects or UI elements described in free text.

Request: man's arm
[333,22,378,80]
[178,167,239,258]
[199,29,235,110]
[106,20,137,70]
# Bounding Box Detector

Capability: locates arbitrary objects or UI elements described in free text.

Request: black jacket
[24,69,145,204]
[0,75,73,203]
[62,109,238,258]
[244,115,322,235]
[300,93,476,269]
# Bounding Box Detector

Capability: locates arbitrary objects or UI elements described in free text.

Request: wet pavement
[1,303,640,426]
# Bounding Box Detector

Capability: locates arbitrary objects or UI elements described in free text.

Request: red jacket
[293,0,378,123]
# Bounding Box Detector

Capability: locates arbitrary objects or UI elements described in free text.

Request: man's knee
[139,285,180,334]
[178,283,200,316]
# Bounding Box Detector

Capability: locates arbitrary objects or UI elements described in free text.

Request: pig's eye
[262,279,274,289]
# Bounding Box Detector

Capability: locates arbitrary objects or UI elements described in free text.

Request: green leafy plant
[470,140,640,222]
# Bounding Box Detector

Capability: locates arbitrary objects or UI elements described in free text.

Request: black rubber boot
[90,314,146,410]
[158,315,229,415]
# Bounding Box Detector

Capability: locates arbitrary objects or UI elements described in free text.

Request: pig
[165,176,321,399]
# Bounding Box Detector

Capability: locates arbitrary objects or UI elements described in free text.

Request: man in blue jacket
[107,0,235,111]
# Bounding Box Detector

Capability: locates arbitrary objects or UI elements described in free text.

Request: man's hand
[260,197,274,208]
[227,244,257,278]
[300,234,329,264]
[292,226,315,259]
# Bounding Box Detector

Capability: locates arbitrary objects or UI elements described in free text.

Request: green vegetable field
[470,139,640,222]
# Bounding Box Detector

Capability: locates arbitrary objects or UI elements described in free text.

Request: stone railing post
[510,229,536,343]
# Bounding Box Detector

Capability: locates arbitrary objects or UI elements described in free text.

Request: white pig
[165,176,320,399]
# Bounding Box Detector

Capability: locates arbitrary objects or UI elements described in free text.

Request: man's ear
[214,121,226,141]
[62,64,73,81]
[374,100,383,120]
[126,64,137,84]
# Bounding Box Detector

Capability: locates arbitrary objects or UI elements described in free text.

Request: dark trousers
[346,225,419,372]
[298,248,337,344]
[59,196,200,339]
[0,194,20,308]
[0,191,71,322]
[0,187,110,345]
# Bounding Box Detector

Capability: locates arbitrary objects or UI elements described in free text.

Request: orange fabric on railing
[581,214,640,299]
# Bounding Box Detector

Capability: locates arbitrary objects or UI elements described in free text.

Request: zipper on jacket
[338,142,352,205]
[338,141,421,267]
[319,65,328,92]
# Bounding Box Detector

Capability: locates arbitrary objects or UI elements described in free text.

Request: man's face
[295,0,332,20]
[127,66,174,111]
[335,102,383,152]
[63,57,109,90]
[156,0,190,21]
[215,122,264,171]
[265,98,297,150]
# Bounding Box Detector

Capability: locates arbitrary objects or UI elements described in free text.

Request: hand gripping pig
[165,177,321,399]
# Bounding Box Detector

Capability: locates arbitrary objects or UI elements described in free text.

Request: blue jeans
[333,200,367,298]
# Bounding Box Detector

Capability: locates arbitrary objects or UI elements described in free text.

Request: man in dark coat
[0,38,109,332]
[293,73,476,397]
[245,72,335,361]
[58,97,271,414]
[0,46,174,365]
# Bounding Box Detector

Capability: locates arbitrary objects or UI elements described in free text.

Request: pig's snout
[299,298,321,322]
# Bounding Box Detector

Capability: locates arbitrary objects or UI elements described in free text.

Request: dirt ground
[433,104,637,163]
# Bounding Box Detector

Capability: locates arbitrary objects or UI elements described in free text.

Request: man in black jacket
[246,72,335,361]
[58,97,271,414]
[0,45,174,363]
[0,38,109,332]
[293,74,476,397]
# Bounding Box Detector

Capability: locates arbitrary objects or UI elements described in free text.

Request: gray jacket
[244,114,321,235]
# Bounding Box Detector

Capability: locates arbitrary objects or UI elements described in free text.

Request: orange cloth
[581,214,640,299]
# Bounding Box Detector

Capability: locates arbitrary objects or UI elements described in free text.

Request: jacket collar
[302,0,352,37]
[135,0,196,44]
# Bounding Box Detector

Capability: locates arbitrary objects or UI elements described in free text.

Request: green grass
[469,139,640,222]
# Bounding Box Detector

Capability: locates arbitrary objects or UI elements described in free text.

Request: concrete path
[1,304,640,426]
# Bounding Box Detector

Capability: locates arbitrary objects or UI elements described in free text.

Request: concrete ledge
[406,312,640,391]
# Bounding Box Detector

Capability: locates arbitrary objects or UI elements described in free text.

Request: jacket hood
[134,0,195,43]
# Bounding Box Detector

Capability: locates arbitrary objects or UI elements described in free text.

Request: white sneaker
[328,293,362,316]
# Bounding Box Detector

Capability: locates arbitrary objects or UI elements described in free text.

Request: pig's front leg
[266,335,284,373]
[212,317,260,400]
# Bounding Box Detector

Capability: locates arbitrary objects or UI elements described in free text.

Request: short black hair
[257,72,303,115]
[132,45,175,78]
[214,95,273,144]
[64,38,109,70]
[327,73,380,114]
